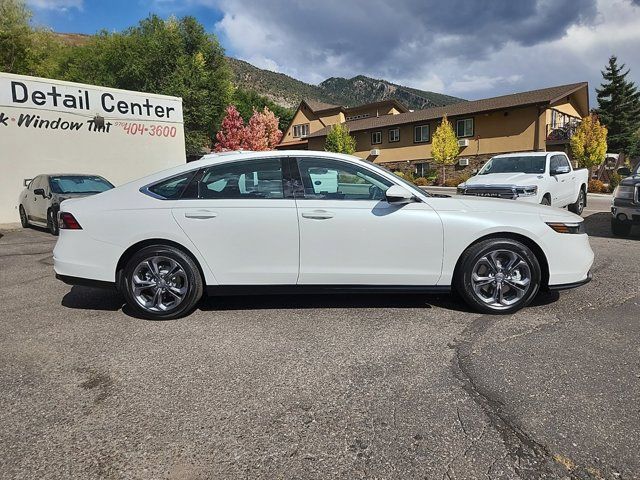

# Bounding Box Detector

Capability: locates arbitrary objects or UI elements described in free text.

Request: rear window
[147,171,196,200]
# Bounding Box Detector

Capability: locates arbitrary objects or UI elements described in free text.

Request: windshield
[478,156,546,175]
[49,175,114,194]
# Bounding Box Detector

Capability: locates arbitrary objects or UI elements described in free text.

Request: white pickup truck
[457,151,589,215]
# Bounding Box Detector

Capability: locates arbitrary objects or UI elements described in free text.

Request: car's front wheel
[455,238,542,314]
[19,205,29,228]
[120,245,203,320]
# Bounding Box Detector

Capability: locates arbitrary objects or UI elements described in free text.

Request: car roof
[492,151,564,158]
[196,149,363,166]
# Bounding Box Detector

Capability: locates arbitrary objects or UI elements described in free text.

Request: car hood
[463,172,544,186]
[451,195,582,221]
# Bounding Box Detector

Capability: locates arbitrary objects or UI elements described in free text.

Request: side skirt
[206,285,451,296]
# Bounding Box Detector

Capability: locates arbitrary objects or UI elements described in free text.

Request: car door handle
[184,210,217,219]
[301,210,334,220]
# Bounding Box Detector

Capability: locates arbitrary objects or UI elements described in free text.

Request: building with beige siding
[277,83,589,177]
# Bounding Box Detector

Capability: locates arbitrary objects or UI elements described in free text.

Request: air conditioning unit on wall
[458,139,469,147]
[370,148,381,156]
[458,158,469,166]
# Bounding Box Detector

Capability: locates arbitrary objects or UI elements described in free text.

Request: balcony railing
[546,117,581,143]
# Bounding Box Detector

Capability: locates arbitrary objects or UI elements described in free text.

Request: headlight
[614,185,635,200]
[457,183,466,194]
[515,185,538,197]
[546,222,585,234]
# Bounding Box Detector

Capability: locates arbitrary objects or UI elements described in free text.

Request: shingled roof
[302,99,341,112]
[308,82,588,138]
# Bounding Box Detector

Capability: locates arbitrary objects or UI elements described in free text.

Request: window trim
[141,158,288,201]
[456,118,474,138]
[292,123,310,138]
[371,131,382,145]
[414,124,430,143]
[388,128,400,143]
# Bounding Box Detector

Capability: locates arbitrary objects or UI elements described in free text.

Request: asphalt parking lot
[1,193,639,480]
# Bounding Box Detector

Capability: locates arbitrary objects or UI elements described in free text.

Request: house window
[293,124,310,138]
[414,125,430,143]
[456,118,474,137]
[388,128,400,142]
[415,162,430,177]
[371,131,382,144]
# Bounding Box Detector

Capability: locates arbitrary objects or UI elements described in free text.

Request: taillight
[59,212,82,230]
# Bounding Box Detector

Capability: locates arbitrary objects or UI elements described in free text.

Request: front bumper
[611,197,640,224]
[548,270,592,291]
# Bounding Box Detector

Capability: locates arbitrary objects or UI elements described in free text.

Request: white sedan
[53,151,594,319]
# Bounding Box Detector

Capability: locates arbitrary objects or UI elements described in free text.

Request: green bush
[414,176,429,186]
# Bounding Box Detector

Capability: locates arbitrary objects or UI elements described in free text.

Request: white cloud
[209,0,640,103]
[27,0,83,10]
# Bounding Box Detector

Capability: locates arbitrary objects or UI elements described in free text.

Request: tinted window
[550,155,570,171]
[148,171,196,200]
[198,158,284,199]
[297,158,393,200]
[49,175,114,194]
[479,156,546,175]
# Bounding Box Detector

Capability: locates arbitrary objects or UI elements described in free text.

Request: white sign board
[0,72,186,224]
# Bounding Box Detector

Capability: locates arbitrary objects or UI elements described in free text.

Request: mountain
[319,75,464,110]
[227,57,465,110]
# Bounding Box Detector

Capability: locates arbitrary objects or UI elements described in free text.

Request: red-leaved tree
[215,105,283,152]
[214,105,245,152]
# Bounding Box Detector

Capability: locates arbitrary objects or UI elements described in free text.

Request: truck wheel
[568,189,586,215]
[611,218,631,237]
[540,195,551,206]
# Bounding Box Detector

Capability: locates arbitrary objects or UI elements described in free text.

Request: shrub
[609,172,622,190]
[588,179,607,193]
[393,171,405,178]
[441,172,472,187]
[414,176,429,186]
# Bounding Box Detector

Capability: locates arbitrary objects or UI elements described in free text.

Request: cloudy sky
[29,0,640,103]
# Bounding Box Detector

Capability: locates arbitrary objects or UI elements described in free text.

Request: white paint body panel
[53,150,594,290]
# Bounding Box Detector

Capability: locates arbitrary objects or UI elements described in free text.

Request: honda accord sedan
[53,151,594,319]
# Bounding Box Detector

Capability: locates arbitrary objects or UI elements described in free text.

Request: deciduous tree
[431,115,460,185]
[325,123,357,154]
[214,105,245,151]
[570,114,608,170]
[243,107,283,151]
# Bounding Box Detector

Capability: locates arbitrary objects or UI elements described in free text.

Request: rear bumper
[55,274,117,290]
[548,270,592,291]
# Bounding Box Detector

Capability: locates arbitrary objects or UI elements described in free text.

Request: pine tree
[596,56,640,155]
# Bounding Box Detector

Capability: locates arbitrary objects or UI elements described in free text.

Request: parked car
[457,152,589,214]
[611,164,640,236]
[19,174,114,235]
[53,151,594,319]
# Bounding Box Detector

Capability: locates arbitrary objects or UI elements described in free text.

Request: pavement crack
[451,314,570,479]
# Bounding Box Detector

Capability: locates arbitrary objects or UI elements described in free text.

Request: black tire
[19,205,29,228]
[120,245,204,320]
[540,195,551,206]
[455,238,542,315]
[611,218,631,237]
[568,188,586,215]
[47,209,59,236]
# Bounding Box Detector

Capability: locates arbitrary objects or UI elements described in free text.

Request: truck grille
[459,186,517,199]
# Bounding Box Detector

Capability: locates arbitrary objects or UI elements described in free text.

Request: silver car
[18,174,114,235]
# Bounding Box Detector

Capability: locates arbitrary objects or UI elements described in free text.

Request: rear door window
[198,158,284,199]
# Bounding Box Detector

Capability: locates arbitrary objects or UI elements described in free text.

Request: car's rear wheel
[47,209,59,236]
[120,245,203,320]
[611,218,631,237]
[455,238,541,314]
[19,205,29,228]
[568,189,586,215]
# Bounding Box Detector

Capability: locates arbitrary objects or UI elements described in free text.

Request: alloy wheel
[470,249,532,310]
[131,256,189,313]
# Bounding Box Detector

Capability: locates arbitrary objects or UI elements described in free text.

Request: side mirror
[617,167,631,177]
[551,165,570,175]
[33,188,46,197]
[385,185,415,204]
